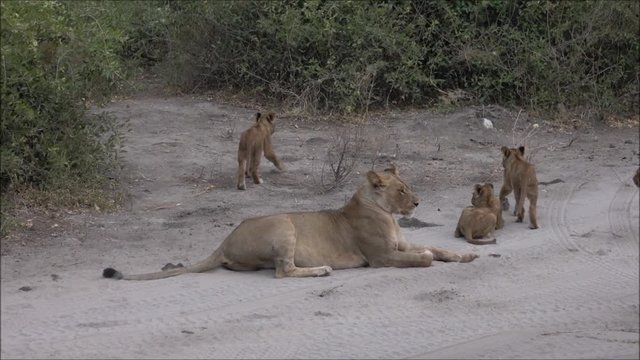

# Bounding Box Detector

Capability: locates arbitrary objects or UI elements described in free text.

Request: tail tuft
[103,267,123,280]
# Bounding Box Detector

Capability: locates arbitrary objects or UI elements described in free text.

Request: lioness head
[366,165,419,217]
[501,145,525,167]
[471,183,495,208]
[256,112,276,134]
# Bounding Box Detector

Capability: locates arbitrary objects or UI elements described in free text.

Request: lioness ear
[255,112,261,122]
[501,146,510,156]
[367,171,386,189]
[518,146,525,155]
[266,112,275,123]
[383,165,399,176]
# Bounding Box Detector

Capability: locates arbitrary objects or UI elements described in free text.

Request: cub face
[501,145,525,168]
[471,183,495,208]
[256,112,276,134]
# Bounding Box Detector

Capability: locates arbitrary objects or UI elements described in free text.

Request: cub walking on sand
[455,183,501,245]
[237,112,284,190]
[499,146,539,229]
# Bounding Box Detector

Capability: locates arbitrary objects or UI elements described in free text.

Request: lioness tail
[102,248,223,281]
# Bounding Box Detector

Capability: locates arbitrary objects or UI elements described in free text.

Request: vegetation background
[1,0,638,235]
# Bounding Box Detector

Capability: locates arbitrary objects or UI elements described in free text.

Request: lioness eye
[400,189,406,194]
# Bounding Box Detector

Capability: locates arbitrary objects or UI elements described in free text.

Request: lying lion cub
[454,183,500,245]
[472,182,504,230]
[499,146,539,229]
[103,166,478,280]
[237,111,284,190]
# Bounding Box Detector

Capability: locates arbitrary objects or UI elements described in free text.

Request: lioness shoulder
[237,112,284,190]
[499,146,539,229]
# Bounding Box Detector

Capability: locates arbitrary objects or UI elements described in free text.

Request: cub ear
[266,112,276,123]
[474,184,482,192]
[501,146,510,157]
[518,146,525,155]
[367,171,386,189]
[487,183,494,189]
[255,112,261,122]
[383,164,399,176]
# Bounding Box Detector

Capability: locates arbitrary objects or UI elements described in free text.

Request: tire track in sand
[546,182,638,281]
[607,182,639,256]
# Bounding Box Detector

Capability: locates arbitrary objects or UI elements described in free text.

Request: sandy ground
[1,93,639,359]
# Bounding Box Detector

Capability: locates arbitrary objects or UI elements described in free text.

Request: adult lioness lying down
[103,166,478,280]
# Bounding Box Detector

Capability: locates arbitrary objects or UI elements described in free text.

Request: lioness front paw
[237,183,246,190]
[460,253,479,263]
[315,266,332,277]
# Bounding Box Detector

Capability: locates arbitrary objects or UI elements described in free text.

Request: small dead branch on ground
[318,126,364,193]
[220,122,237,141]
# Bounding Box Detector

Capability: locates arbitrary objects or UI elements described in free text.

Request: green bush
[0,1,129,197]
[160,0,638,116]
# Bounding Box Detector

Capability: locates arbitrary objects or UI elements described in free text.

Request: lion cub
[237,112,284,190]
[472,182,504,230]
[499,146,539,229]
[455,183,499,245]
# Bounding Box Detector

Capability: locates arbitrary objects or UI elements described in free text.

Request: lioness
[103,166,478,280]
[237,112,284,190]
[454,184,500,245]
[499,146,539,229]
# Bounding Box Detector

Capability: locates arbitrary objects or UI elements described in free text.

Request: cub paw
[501,198,510,211]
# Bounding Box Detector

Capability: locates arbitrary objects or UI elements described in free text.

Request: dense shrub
[0,1,132,200]
[1,0,637,233]
[160,0,639,116]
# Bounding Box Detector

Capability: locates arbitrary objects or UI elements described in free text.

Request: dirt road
[1,95,638,359]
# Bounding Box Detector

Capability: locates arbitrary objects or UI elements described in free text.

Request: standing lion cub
[455,183,500,245]
[237,112,284,190]
[499,146,539,229]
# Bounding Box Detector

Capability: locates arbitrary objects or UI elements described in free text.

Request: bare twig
[561,136,578,148]
[511,109,523,147]
[319,126,363,192]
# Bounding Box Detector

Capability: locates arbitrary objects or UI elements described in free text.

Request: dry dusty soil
[1,92,639,359]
